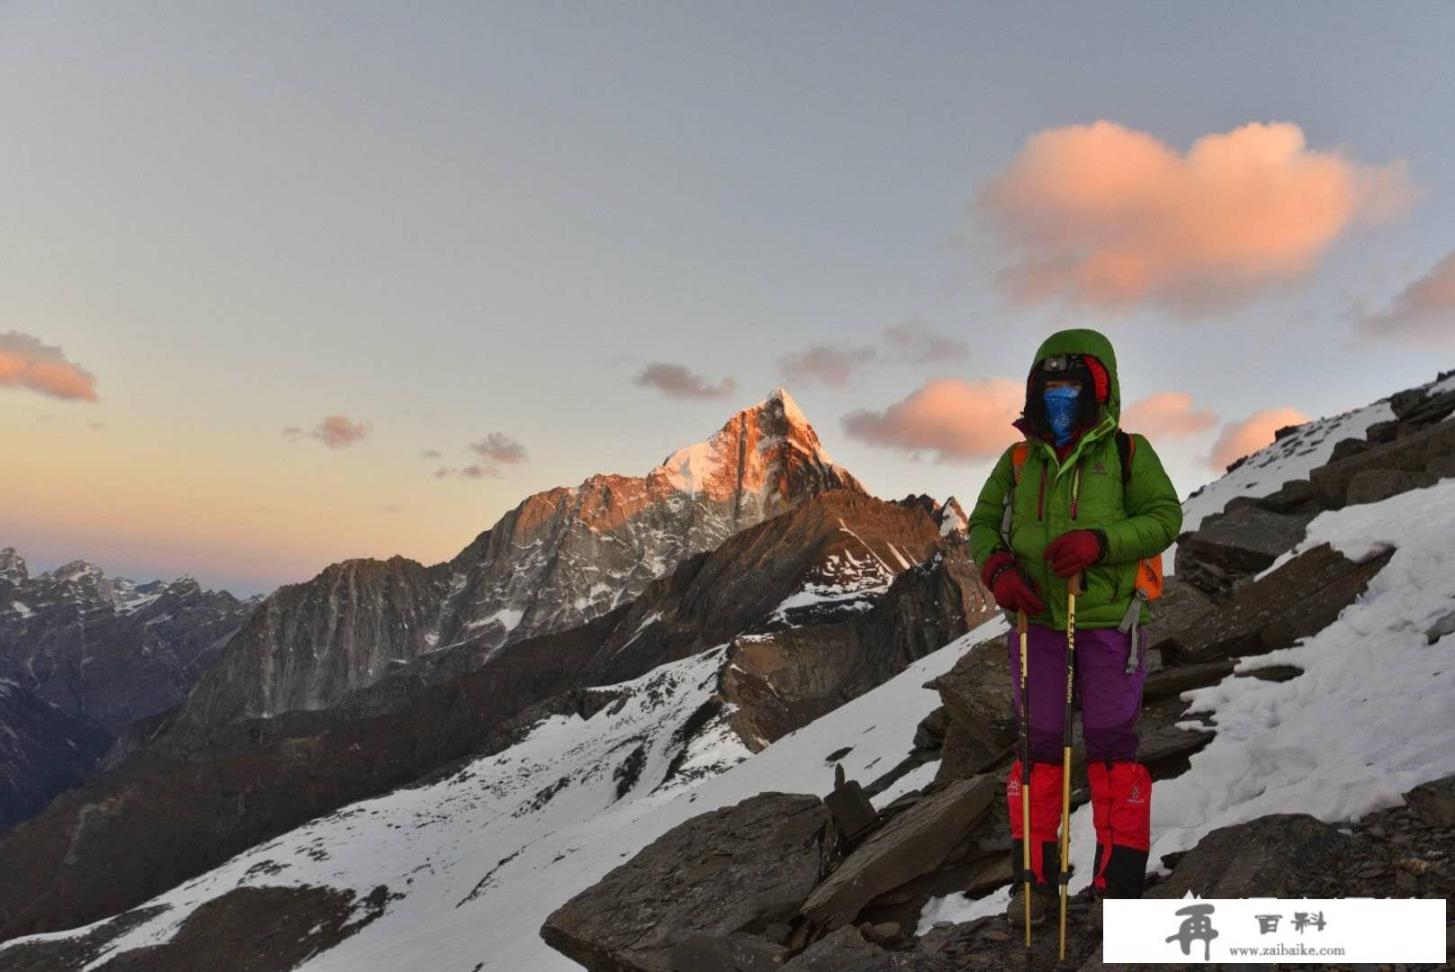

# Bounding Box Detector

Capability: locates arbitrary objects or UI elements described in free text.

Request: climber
[965,328,1183,928]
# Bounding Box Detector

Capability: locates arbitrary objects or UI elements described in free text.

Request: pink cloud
[779,344,877,386]
[1121,392,1218,439]
[979,121,1412,313]
[0,331,99,401]
[633,363,736,400]
[841,377,1024,463]
[296,415,372,449]
[1357,249,1455,345]
[1207,407,1310,471]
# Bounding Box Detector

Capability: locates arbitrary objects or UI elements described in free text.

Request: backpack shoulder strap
[1116,430,1135,486]
[1009,441,1030,484]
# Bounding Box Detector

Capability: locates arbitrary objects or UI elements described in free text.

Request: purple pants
[1006,623,1148,764]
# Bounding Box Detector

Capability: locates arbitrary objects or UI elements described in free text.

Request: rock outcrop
[540,793,833,972]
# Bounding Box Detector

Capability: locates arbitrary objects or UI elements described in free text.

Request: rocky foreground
[539,374,1455,971]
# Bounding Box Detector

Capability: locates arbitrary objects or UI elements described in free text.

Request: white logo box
[1103,895,1446,964]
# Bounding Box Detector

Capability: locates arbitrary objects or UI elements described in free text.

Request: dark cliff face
[168,389,867,737]
[0,680,112,831]
[0,490,981,944]
[0,549,259,734]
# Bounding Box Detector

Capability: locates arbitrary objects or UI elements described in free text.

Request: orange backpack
[1005,431,1164,601]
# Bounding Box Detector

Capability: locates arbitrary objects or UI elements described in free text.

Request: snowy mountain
[0,488,987,948]
[173,388,866,734]
[0,548,260,734]
[4,370,1451,971]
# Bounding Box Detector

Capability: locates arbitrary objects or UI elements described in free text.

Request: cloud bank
[0,331,99,401]
[841,378,1025,463]
[1121,391,1219,439]
[979,120,1411,313]
[633,362,737,400]
[1208,407,1310,471]
[1356,250,1455,345]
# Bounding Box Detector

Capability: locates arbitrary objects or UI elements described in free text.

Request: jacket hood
[1029,327,1122,421]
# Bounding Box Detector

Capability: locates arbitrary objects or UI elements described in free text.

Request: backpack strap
[999,442,1032,547]
[1115,429,1135,485]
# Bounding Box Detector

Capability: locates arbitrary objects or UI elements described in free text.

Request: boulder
[1141,660,1235,700]
[1401,388,1455,427]
[1403,774,1455,829]
[1173,507,1313,598]
[1328,437,1370,462]
[1425,453,1455,480]
[540,793,832,972]
[1344,468,1436,506]
[669,932,789,972]
[799,775,998,932]
[1162,543,1393,665]
[1390,387,1429,419]
[1309,417,1455,509]
[922,637,1014,780]
[1144,576,1216,656]
[1254,477,1320,515]
[779,926,907,971]
[1365,419,1399,443]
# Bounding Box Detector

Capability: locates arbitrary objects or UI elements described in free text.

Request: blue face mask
[1042,385,1081,446]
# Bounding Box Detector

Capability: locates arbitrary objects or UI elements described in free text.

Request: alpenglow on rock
[177,388,867,730]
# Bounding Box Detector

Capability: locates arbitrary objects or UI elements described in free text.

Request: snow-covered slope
[3,616,1007,971]
[1164,369,1454,575]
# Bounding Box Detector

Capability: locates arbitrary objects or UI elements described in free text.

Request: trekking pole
[1017,609,1033,951]
[1058,572,1081,961]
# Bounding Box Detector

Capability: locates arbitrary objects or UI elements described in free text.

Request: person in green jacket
[966,328,1182,927]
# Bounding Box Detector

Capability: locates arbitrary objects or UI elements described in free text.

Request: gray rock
[1425,454,1455,480]
[923,637,1014,782]
[1163,543,1393,665]
[670,932,789,972]
[540,792,832,972]
[1328,437,1371,462]
[780,926,906,971]
[1254,478,1320,515]
[1427,608,1455,645]
[1344,468,1436,506]
[1365,419,1400,443]
[800,775,998,932]
[1403,775,1455,829]
[1173,507,1313,598]
[1145,576,1216,656]
[1390,387,1429,419]
[1142,660,1235,700]
[1310,416,1455,509]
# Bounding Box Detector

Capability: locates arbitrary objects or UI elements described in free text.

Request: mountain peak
[0,547,27,584]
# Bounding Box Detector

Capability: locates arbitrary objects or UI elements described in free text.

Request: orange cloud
[1207,407,1310,472]
[0,331,99,401]
[979,121,1412,313]
[841,377,1024,463]
[1122,392,1218,439]
[1356,249,1455,345]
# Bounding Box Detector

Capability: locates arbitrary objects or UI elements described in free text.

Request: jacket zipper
[1070,461,1082,520]
[1036,465,1046,521]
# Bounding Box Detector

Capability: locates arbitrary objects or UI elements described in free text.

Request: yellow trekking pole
[1058,572,1081,960]
[1016,609,1033,949]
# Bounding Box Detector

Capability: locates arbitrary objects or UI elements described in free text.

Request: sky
[2,2,1453,596]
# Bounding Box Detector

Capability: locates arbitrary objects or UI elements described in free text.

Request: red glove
[1044,530,1105,578]
[981,551,1046,615]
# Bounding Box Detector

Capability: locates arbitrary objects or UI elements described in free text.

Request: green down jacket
[967,328,1183,630]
